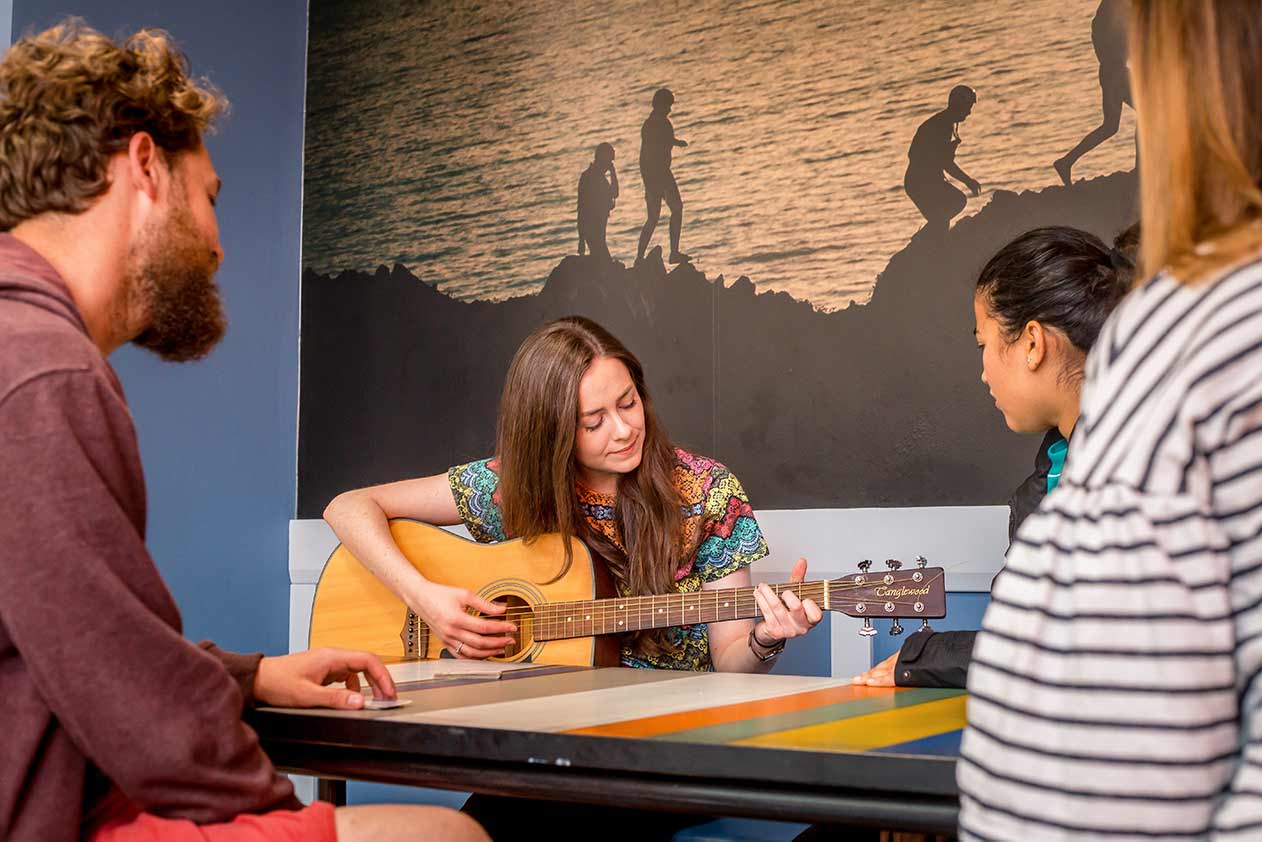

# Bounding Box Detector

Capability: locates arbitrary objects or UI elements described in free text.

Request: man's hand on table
[254,647,396,710]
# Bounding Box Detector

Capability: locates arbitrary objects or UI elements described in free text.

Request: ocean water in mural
[303,0,1135,312]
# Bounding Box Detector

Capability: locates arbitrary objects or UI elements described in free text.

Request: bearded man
[0,20,486,842]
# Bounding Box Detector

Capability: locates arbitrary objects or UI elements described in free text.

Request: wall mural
[297,0,1137,517]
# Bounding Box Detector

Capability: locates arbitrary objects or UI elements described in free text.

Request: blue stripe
[871,728,962,757]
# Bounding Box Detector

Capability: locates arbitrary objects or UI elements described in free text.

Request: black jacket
[894,429,1065,688]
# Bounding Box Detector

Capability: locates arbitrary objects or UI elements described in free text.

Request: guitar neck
[531,581,828,641]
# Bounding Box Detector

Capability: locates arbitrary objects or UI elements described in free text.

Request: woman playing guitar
[323,315,822,674]
[325,316,825,837]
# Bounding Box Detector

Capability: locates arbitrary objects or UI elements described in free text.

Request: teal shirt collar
[1046,436,1069,493]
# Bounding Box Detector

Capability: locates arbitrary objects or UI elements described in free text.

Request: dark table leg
[317,777,347,806]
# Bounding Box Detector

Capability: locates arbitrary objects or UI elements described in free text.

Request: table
[248,667,966,833]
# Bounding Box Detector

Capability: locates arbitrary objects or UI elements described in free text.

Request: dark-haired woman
[851,224,1135,689]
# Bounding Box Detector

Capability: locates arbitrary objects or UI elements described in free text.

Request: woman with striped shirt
[959,2,1262,838]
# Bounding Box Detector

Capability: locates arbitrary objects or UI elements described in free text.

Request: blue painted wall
[11,1,307,655]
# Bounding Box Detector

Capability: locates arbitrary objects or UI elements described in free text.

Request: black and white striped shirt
[958,254,1262,840]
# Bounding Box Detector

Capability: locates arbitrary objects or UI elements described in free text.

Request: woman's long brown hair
[495,316,686,657]
[1130,0,1262,282]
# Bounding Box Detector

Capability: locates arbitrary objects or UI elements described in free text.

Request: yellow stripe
[734,695,967,752]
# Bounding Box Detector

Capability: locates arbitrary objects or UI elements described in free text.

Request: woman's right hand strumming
[324,472,517,659]
[407,580,517,659]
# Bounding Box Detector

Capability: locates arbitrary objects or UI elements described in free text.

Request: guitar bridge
[400,610,421,658]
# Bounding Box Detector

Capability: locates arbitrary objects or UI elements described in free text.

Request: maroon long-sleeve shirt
[0,234,299,840]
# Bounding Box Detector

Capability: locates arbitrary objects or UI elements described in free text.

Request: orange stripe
[564,684,901,738]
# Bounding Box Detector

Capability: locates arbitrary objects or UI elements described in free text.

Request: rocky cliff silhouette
[297,171,1138,517]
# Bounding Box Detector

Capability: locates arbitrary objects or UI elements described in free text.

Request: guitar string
[417,571,946,638]
[468,571,944,621]
[442,573,945,625]
[533,593,939,624]
[429,595,940,642]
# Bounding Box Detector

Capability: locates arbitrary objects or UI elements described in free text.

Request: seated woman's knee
[335,805,489,842]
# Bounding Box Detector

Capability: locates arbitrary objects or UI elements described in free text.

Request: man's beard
[125,205,227,362]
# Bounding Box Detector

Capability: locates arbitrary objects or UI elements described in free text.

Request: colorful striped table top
[254,667,966,827]
[279,667,967,759]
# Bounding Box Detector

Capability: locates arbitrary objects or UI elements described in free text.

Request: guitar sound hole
[478,594,532,660]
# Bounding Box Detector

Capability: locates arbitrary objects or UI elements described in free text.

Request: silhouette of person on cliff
[578,142,619,263]
[636,88,690,265]
[904,85,981,230]
[1053,0,1131,186]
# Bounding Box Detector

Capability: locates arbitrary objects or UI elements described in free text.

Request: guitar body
[309,520,621,666]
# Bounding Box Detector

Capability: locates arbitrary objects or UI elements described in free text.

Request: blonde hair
[0,18,227,230]
[1130,1,1262,283]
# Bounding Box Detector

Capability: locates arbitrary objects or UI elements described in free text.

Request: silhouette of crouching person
[578,142,619,263]
[904,85,980,230]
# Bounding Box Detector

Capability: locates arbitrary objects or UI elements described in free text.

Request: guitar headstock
[827,556,946,638]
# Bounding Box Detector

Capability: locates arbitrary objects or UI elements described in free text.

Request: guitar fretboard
[531,581,826,641]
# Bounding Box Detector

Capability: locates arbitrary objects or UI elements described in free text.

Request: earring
[1026,357,1034,367]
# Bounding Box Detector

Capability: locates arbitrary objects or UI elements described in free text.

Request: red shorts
[88,800,336,842]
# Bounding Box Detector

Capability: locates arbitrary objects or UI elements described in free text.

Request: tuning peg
[858,559,872,574]
[885,558,902,571]
[920,619,932,633]
[859,618,877,637]
[890,619,904,636]
[916,555,928,569]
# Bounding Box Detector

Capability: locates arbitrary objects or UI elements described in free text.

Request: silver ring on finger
[454,640,464,655]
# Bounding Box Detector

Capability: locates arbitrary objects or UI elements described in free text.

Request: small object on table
[363,697,413,710]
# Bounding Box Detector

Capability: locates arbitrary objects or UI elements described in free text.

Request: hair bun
[1106,247,1133,273]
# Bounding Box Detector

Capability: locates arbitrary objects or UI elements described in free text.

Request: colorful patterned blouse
[447,448,768,671]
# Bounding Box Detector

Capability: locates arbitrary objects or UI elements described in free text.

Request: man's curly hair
[0,19,228,231]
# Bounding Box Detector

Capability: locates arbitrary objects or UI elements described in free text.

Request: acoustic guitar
[308,519,946,667]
